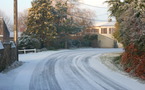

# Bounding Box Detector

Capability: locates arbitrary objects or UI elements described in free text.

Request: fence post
[34,49,36,53]
[24,49,26,54]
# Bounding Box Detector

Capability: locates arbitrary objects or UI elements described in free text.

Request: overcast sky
[0,0,111,23]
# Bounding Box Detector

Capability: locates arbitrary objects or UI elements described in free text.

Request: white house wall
[98,34,115,48]
[94,26,115,39]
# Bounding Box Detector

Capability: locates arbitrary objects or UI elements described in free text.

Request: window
[101,28,107,34]
[94,29,99,33]
[109,28,115,34]
[90,29,96,33]
[109,28,112,34]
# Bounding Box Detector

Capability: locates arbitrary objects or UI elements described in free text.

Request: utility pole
[14,0,18,61]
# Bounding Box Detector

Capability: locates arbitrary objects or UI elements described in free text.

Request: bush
[18,35,41,49]
[68,39,81,48]
[83,34,98,40]
[113,55,121,64]
[121,44,145,79]
[82,34,98,47]
[48,39,65,49]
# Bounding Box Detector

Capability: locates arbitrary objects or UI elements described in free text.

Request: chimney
[108,18,112,22]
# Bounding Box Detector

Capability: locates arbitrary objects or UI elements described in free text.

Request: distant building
[0,17,22,42]
[71,21,123,48]
[74,22,115,38]
[0,17,10,42]
[91,22,116,39]
[71,22,115,37]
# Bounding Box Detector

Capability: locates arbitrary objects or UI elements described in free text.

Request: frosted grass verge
[100,53,145,84]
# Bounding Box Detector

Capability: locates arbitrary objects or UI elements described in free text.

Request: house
[83,22,115,38]
[0,17,17,71]
[0,17,10,42]
[71,21,123,48]
[71,22,115,36]
[0,17,22,42]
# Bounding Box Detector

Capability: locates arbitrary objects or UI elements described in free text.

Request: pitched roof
[93,22,116,27]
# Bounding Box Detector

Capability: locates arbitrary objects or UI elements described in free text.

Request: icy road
[0,48,145,90]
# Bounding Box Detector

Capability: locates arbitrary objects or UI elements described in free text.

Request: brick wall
[0,41,17,71]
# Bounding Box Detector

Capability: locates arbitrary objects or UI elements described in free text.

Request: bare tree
[18,10,28,32]
[70,7,96,28]
[53,0,96,28]
[67,2,96,29]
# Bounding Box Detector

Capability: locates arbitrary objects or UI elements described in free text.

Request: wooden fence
[18,49,37,54]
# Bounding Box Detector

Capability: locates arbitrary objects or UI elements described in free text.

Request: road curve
[29,48,130,90]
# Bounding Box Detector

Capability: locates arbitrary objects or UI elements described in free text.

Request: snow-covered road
[0,48,145,90]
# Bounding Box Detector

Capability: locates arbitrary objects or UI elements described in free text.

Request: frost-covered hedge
[0,42,17,72]
[121,44,145,79]
[18,35,41,49]
[107,0,145,80]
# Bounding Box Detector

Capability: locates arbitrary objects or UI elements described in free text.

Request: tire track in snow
[64,52,128,90]
[29,53,63,90]
[29,49,129,90]
[12,51,58,90]
[82,56,128,90]
[55,52,97,90]
[71,54,109,90]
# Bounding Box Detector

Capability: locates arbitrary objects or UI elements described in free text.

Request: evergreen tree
[25,0,57,47]
[54,1,81,48]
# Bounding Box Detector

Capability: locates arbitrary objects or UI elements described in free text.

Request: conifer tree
[25,0,57,47]
[54,1,81,48]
